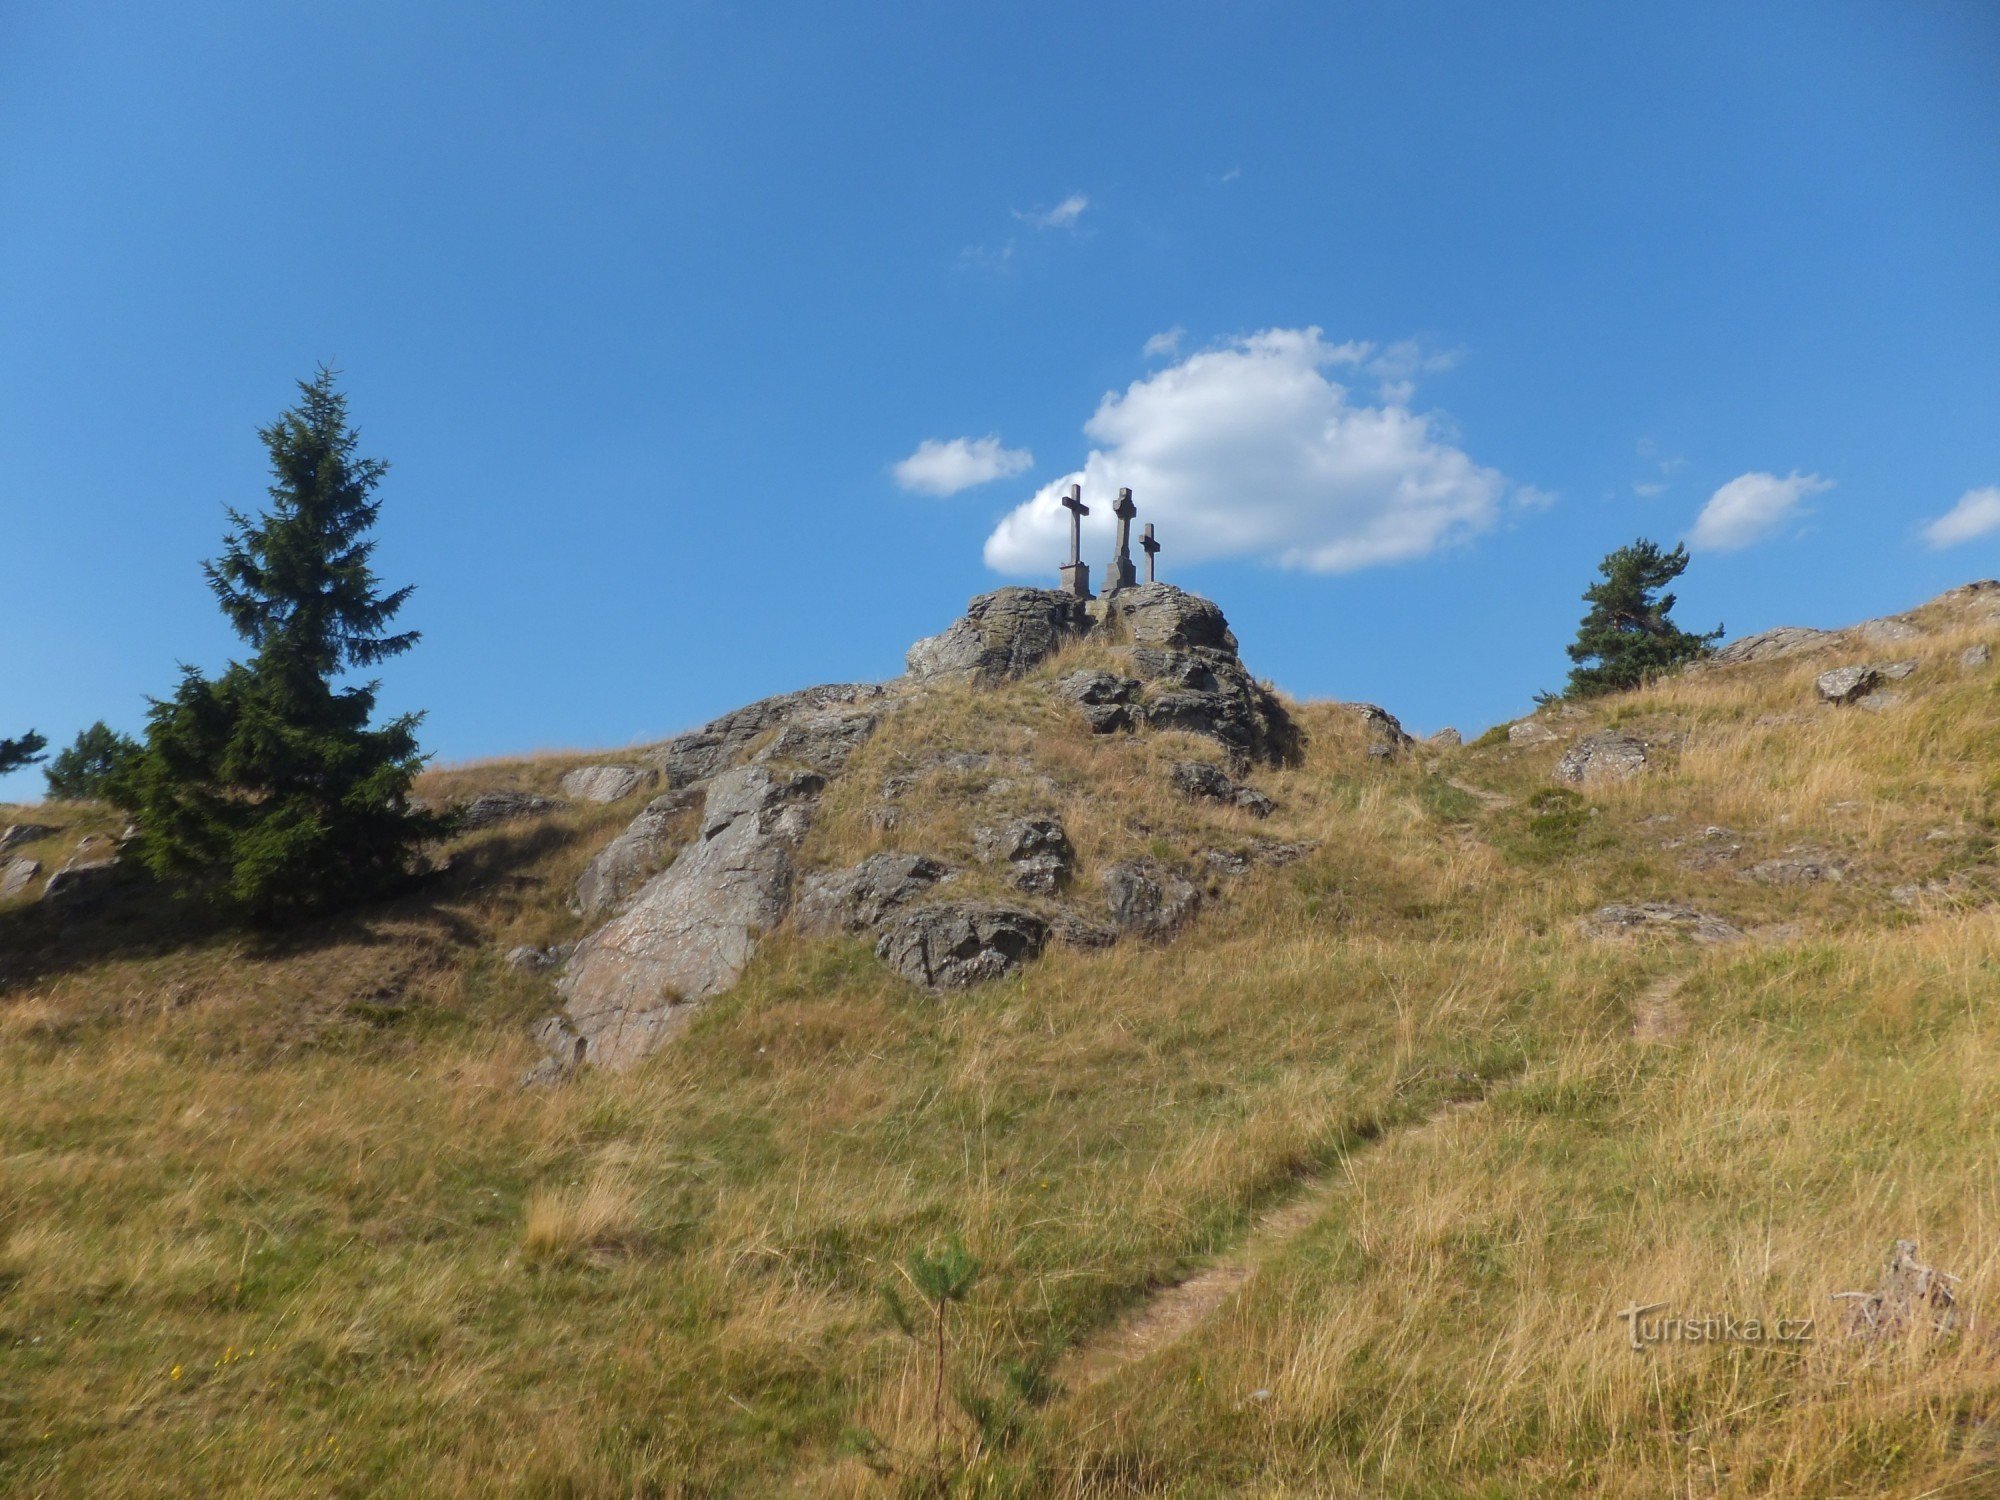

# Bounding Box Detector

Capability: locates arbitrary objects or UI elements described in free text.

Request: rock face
[559,765,657,803]
[1554,730,1648,785]
[874,903,1049,989]
[555,764,825,1069]
[1,857,41,899]
[41,856,120,910]
[644,683,887,789]
[1344,704,1414,760]
[1056,669,1140,734]
[793,853,952,934]
[1962,643,1992,671]
[1712,626,1834,666]
[1096,584,1237,651]
[572,786,704,919]
[0,824,56,854]
[1101,861,1201,938]
[1816,665,1884,706]
[906,588,1090,685]
[1427,728,1463,749]
[973,817,1074,895]
[1169,760,1274,816]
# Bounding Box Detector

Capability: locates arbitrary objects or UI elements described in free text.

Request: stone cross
[1059,483,1093,599]
[1106,487,1139,592]
[1140,522,1160,583]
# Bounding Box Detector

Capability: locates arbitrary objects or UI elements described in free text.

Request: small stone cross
[1058,482,1093,599]
[1140,522,1160,583]
[1107,487,1139,592]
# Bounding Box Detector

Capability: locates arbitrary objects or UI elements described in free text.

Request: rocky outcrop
[1711,626,1834,666]
[573,786,704,918]
[793,852,952,934]
[560,765,657,803]
[41,855,121,910]
[458,791,565,830]
[1169,760,1274,816]
[1554,730,1648,785]
[555,764,825,1070]
[1815,662,1914,707]
[1,857,41,899]
[1581,903,1743,945]
[1096,584,1238,651]
[1101,861,1200,938]
[644,683,887,789]
[874,903,1049,990]
[906,588,1090,685]
[1056,669,1140,734]
[1343,704,1413,760]
[973,817,1074,895]
[1747,850,1846,885]
[756,705,885,775]
[0,824,56,854]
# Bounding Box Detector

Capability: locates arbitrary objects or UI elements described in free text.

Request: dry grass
[2,587,1998,1494]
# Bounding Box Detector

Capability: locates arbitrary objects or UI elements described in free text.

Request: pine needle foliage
[0,730,46,776]
[43,722,140,801]
[1550,538,1721,699]
[112,369,443,923]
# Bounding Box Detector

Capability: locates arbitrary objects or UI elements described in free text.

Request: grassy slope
[3,595,1998,1496]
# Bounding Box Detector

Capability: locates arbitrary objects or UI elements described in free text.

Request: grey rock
[793,852,951,934]
[1078,702,1134,734]
[1816,665,1883,705]
[506,943,573,974]
[1427,728,1463,748]
[905,588,1090,685]
[643,683,888,789]
[573,786,705,919]
[1878,659,1919,681]
[1837,1240,1959,1343]
[559,765,658,803]
[753,705,884,775]
[555,764,825,1070]
[1095,583,1237,651]
[1100,861,1201,938]
[1169,760,1275,816]
[0,823,57,853]
[40,856,120,910]
[874,903,1049,989]
[1746,850,1847,885]
[1507,719,1560,746]
[1711,626,1834,665]
[458,791,564,830]
[1055,669,1139,706]
[1127,647,1220,690]
[1050,910,1118,947]
[973,817,1074,895]
[1201,836,1318,878]
[1553,730,1648,786]
[1857,616,1923,647]
[1962,643,1992,671]
[1581,903,1744,945]
[1345,704,1415,759]
[523,1013,587,1086]
[1,857,41,899]
[1857,689,1907,714]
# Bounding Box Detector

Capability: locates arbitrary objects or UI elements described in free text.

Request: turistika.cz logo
[1616,1303,1815,1352]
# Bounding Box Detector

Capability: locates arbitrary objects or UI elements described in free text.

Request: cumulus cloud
[1141,327,1185,359]
[1016,194,1088,230]
[894,435,1033,497]
[1688,471,1832,551]
[1921,486,2000,548]
[981,327,1513,576]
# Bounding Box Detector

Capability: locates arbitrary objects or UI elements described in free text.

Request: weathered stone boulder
[506,942,573,974]
[1816,665,1883,706]
[1711,626,1833,665]
[755,704,884,775]
[1858,616,1923,647]
[1962,643,1992,671]
[1101,861,1201,938]
[793,852,951,934]
[1169,760,1274,816]
[644,683,887,789]
[1055,669,1140,733]
[573,786,704,919]
[1747,850,1846,885]
[1,857,41,899]
[458,791,564,830]
[0,824,56,854]
[973,817,1074,895]
[560,765,658,803]
[41,856,121,910]
[1581,903,1743,945]
[1554,730,1648,785]
[555,764,825,1070]
[1507,719,1560,746]
[1344,704,1414,759]
[1095,583,1236,651]
[906,588,1090,685]
[874,903,1049,989]
[1427,727,1463,748]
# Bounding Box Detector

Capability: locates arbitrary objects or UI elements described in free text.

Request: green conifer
[1553,539,1721,698]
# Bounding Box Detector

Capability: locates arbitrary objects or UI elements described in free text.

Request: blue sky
[5,2,1998,798]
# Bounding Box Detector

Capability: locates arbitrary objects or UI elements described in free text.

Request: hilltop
[3,578,2000,1496]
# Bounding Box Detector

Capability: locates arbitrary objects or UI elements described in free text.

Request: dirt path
[1630,973,1688,1041]
[1446,777,1514,810]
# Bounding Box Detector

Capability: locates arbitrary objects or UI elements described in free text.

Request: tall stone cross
[1140,522,1160,583]
[1059,483,1092,599]
[1106,487,1139,592]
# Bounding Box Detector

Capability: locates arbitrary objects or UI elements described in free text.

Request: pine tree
[112,369,442,922]
[1552,539,1721,698]
[0,731,46,777]
[44,722,141,800]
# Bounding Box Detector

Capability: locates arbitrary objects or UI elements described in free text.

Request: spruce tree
[44,722,141,800]
[113,369,441,921]
[0,731,46,777]
[1553,539,1721,698]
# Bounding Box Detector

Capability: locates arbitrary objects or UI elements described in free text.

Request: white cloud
[1688,470,1832,551]
[981,327,1513,576]
[1141,327,1185,359]
[894,435,1033,497]
[1633,481,1667,498]
[1922,486,2000,548]
[1016,194,1088,231]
